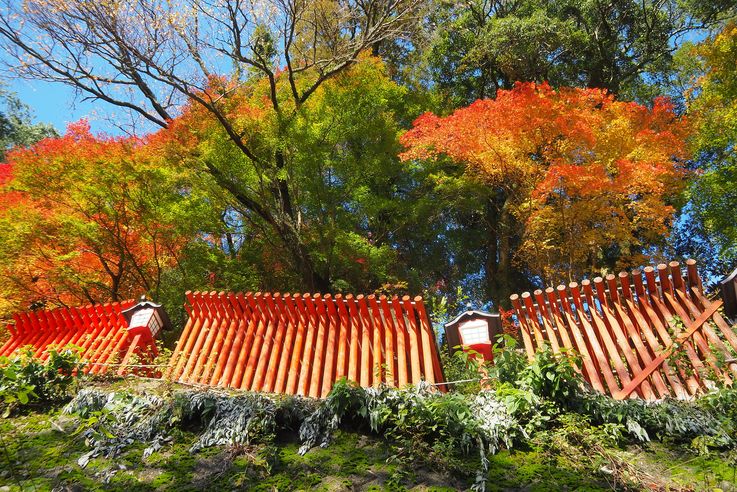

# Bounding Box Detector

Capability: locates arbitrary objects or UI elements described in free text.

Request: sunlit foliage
[401,82,690,283]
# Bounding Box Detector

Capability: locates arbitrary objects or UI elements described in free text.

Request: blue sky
[6,76,112,135]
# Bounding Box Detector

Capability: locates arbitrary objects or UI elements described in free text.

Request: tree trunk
[484,195,516,308]
[272,149,331,292]
[273,218,331,292]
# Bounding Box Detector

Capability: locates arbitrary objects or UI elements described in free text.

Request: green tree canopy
[0,87,56,161]
[683,23,737,273]
[419,0,735,109]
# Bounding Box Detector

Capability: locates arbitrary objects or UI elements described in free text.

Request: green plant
[440,347,487,394]
[489,341,573,432]
[152,339,173,373]
[577,389,733,445]
[489,334,527,384]
[302,379,528,490]
[0,345,84,416]
[516,344,580,406]
[66,387,319,467]
[0,360,36,416]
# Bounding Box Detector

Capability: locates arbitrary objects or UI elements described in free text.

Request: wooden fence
[0,301,157,375]
[166,291,446,398]
[511,260,737,400]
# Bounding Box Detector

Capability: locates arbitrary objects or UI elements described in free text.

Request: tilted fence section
[511,260,737,400]
[0,301,158,375]
[166,291,446,398]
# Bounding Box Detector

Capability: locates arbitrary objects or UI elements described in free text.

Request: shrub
[0,345,84,416]
[439,347,488,394]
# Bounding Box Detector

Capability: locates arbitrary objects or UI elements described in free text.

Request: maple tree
[401,82,690,298]
[0,121,199,315]
[0,57,434,317]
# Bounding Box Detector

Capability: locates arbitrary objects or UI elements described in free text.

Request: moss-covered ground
[0,398,735,491]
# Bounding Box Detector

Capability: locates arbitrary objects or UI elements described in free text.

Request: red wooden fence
[166,291,446,398]
[511,260,737,400]
[0,301,157,375]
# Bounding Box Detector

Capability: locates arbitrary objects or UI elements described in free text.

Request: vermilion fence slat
[333,294,350,382]
[390,295,410,387]
[415,297,444,387]
[319,295,338,398]
[345,294,362,384]
[379,296,398,387]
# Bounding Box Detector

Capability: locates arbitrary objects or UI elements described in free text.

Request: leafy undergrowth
[0,380,734,491]
[2,341,737,490]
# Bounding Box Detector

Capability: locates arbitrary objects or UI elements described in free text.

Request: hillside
[2,350,737,491]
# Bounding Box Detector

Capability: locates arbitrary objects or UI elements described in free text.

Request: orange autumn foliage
[0,121,187,314]
[400,82,690,282]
